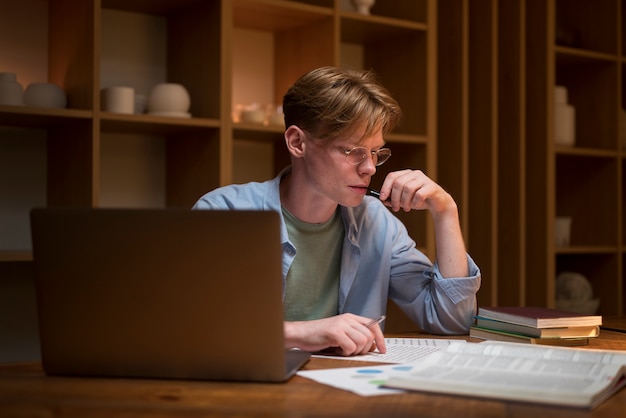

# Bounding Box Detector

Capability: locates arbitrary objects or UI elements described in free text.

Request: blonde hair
[282,66,401,141]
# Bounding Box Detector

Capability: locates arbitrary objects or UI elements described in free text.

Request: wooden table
[1,328,625,418]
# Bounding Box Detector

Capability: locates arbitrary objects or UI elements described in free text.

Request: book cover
[475,316,600,338]
[469,326,590,347]
[477,306,602,328]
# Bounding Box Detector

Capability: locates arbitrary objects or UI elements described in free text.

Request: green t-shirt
[282,206,344,321]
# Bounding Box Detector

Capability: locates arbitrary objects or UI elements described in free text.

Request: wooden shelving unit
[438,0,624,316]
[0,0,436,277]
[5,0,622,334]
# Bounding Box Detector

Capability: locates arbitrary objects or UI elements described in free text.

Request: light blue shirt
[192,168,481,334]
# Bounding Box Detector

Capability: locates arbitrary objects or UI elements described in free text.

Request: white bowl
[147,83,190,114]
[24,82,67,108]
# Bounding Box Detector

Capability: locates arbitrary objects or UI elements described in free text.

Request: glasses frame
[342,146,392,167]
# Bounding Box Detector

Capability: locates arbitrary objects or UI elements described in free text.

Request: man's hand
[378,169,469,278]
[284,313,386,356]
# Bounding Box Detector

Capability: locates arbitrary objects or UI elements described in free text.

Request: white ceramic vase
[147,83,191,117]
[0,72,24,105]
[351,0,375,15]
[24,82,67,108]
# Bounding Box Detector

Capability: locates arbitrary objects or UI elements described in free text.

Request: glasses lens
[375,148,391,166]
[346,147,368,165]
[345,147,392,166]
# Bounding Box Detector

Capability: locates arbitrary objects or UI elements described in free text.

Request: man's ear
[284,125,306,158]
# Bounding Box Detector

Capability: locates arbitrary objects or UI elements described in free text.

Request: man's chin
[342,197,365,208]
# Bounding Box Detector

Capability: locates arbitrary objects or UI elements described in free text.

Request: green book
[470,326,589,347]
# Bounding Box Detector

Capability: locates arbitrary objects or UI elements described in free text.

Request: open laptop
[30,207,310,382]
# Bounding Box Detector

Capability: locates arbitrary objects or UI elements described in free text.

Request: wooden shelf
[0,252,33,263]
[437,0,624,315]
[233,0,333,32]
[0,106,92,127]
[1,0,436,262]
[100,114,220,135]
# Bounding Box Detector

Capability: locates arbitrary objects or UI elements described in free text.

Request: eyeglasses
[342,146,392,166]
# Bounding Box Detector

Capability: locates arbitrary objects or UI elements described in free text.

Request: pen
[366,187,381,198]
[367,188,391,202]
[365,314,386,328]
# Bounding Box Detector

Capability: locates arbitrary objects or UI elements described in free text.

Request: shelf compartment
[231,2,335,117]
[556,253,619,315]
[555,0,618,54]
[101,2,222,120]
[340,26,429,137]
[232,127,287,184]
[555,154,619,247]
[555,53,618,150]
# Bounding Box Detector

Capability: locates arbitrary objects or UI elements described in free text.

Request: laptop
[30,207,310,383]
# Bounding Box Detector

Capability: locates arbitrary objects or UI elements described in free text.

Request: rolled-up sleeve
[343,199,481,335]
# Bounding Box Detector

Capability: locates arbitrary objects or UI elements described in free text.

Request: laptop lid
[30,208,309,383]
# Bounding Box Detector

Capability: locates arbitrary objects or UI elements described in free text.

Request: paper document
[312,338,465,363]
[299,338,467,396]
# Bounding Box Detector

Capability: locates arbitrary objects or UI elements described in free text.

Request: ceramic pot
[147,83,190,117]
[24,82,67,108]
[0,72,23,105]
[101,86,135,114]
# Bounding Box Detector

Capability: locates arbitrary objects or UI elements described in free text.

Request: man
[193,66,481,356]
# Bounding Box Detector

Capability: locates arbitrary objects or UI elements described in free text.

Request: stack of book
[470,306,602,346]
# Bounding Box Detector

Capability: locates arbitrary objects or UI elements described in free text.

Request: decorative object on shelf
[556,271,600,315]
[0,72,23,105]
[351,0,375,15]
[147,83,191,118]
[23,82,67,109]
[554,85,575,146]
[267,105,285,127]
[134,93,147,115]
[554,216,572,247]
[239,103,265,124]
[101,86,135,114]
